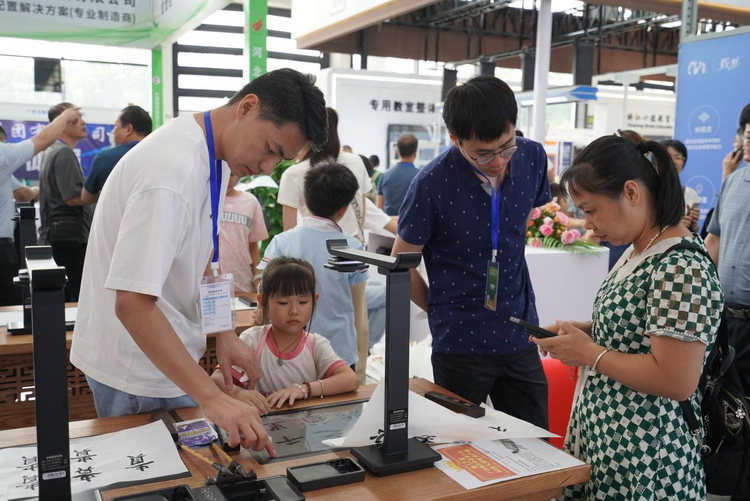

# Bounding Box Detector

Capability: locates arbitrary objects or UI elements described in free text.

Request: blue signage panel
[1,119,114,180]
[675,30,750,224]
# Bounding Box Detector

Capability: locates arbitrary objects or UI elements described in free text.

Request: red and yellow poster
[440,444,516,482]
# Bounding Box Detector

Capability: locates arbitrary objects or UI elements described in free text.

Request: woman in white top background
[662,139,700,233]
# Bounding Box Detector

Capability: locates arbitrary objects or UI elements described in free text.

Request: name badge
[484,260,500,312]
[199,273,236,334]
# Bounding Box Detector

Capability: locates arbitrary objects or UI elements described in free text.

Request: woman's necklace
[630,225,670,260]
[270,328,302,366]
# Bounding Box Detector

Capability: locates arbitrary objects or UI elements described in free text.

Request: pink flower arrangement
[526,202,587,249]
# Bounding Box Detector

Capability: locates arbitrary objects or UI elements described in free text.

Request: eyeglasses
[459,141,518,165]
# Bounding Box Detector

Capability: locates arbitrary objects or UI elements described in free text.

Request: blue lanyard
[470,166,502,263]
[204,111,223,271]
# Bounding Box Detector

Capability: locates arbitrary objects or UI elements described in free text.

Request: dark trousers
[51,243,87,302]
[727,312,750,398]
[0,241,21,306]
[432,346,549,430]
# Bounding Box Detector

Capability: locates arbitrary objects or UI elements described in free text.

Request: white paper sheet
[0,307,78,327]
[0,422,188,500]
[434,438,586,490]
[324,379,556,448]
[0,301,252,328]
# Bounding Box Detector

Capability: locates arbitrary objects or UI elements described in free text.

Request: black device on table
[238,296,258,308]
[509,316,557,339]
[424,391,485,418]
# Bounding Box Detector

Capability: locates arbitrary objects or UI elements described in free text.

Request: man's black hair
[228,68,328,151]
[48,102,74,122]
[661,139,688,165]
[369,154,379,167]
[397,134,418,159]
[740,102,750,131]
[303,161,358,219]
[443,76,517,142]
[119,105,153,137]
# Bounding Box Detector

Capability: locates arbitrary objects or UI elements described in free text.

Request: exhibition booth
[1,0,749,499]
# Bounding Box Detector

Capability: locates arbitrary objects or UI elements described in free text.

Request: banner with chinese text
[1,118,114,180]
[675,29,750,221]
[0,0,231,49]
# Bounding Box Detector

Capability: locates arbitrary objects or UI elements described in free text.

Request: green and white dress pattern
[563,236,723,500]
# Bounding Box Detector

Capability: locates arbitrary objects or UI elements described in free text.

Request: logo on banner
[718,56,741,72]
[687,105,720,136]
[687,60,707,76]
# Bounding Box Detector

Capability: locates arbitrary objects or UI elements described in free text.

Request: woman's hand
[267,385,305,409]
[238,389,271,415]
[531,321,602,367]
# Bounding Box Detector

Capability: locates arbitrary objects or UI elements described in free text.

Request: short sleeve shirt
[377,162,419,216]
[277,151,371,240]
[70,114,230,398]
[84,142,136,194]
[219,192,268,292]
[237,325,347,393]
[0,140,34,239]
[398,138,550,355]
[38,141,93,243]
[706,166,750,306]
[259,217,369,366]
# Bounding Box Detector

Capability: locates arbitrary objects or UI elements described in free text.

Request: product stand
[25,246,71,500]
[8,204,36,335]
[325,239,441,476]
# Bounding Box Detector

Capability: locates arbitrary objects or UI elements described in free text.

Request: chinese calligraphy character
[404,102,414,113]
[394,101,403,112]
[73,467,101,482]
[268,422,287,432]
[252,46,262,58]
[416,102,425,113]
[428,103,436,113]
[369,99,378,111]
[369,429,385,445]
[122,12,132,23]
[125,454,154,472]
[98,10,108,20]
[111,11,119,21]
[86,8,96,19]
[15,475,38,491]
[8,1,17,12]
[381,100,391,111]
[488,425,507,432]
[252,66,263,78]
[277,436,304,446]
[46,5,55,16]
[110,0,119,5]
[74,448,97,463]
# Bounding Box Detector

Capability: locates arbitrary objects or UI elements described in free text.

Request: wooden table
[0,379,590,501]
[0,298,258,430]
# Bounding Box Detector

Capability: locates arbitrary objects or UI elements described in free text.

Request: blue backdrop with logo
[675,29,750,226]
[1,119,114,180]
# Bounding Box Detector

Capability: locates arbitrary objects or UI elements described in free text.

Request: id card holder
[199,273,236,334]
[484,260,500,311]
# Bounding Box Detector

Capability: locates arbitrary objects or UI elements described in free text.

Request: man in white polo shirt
[70,69,328,451]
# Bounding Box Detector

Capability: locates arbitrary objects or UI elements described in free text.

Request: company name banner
[1,119,114,180]
[0,0,230,48]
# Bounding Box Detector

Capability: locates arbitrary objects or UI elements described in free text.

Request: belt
[0,237,13,245]
[727,305,750,321]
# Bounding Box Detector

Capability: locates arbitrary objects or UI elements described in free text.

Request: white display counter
[525,246,610,327]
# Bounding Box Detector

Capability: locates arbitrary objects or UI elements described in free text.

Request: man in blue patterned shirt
[391,76,550,428]
[706,102,750,395]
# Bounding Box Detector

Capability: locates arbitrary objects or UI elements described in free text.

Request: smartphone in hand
[509,317,557,339]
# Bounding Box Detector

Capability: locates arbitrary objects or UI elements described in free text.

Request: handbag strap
[653,242,725,456]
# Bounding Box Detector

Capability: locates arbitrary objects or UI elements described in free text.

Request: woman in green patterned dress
[532,136,723,500]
